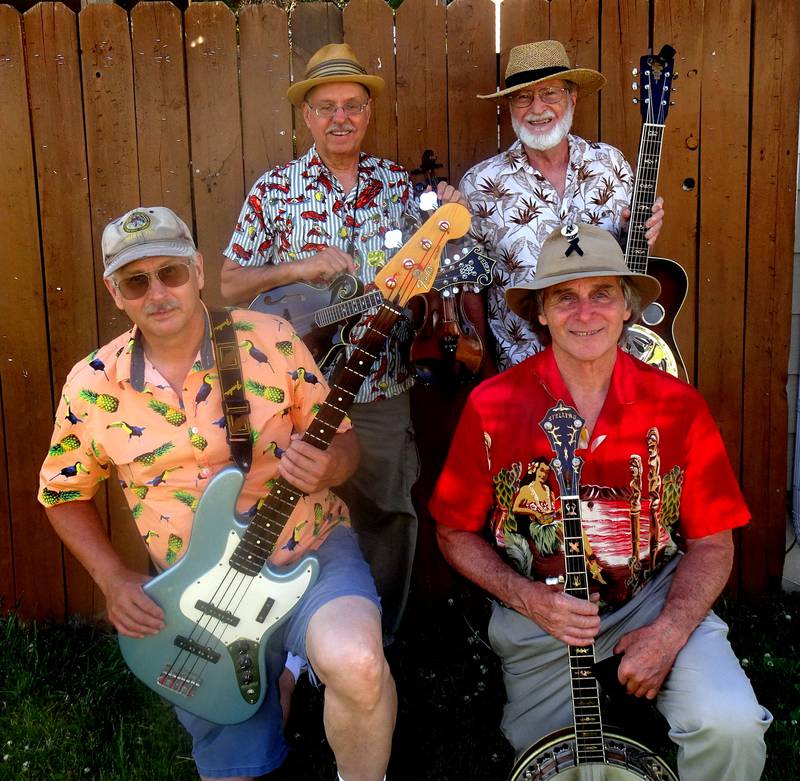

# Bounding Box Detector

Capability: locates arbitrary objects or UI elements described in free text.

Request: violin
[408,150,489,386]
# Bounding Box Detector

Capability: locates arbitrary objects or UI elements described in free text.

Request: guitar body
[621,256,688,378]
[508,726,678,781]
[118,467,319,725]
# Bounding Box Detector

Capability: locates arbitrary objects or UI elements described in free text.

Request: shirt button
[200,467,211,478]
[190,426,199,434]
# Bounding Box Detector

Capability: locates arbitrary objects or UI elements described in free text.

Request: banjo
[507,400,677,781]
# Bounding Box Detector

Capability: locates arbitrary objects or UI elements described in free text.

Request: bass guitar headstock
[539,400,585,498]
[374,203,470,307]
[634,44,676,125]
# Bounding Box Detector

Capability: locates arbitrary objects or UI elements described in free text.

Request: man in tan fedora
[461,40,665,370]
[221,43,464,646]
[431,223,770,778]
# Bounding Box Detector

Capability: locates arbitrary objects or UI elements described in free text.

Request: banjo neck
[541,400,605,764]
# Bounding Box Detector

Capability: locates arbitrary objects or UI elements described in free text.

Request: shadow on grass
[1,588,797,780]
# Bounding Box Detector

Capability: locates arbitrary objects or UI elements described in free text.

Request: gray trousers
[339,392,419,636]
[489,557,772,780]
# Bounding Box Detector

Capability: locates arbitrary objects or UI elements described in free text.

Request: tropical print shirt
[39,309,351,571]
[224,146,421,404]
[460,135,633,370]
[430,348,750,610]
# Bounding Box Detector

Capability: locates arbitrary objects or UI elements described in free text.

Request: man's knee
[306,597,388,708]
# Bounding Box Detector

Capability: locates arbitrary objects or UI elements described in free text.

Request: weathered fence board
[239,3,292,190]
[185,2,243,307]
[344,0,398,162]
[739,0,799,593]
[131,2,193,224]
[0,0,797,620]
[447,0,497,185]
[395,0,448,181]
[653,0,703,382]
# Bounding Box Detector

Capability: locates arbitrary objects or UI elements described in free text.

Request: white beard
[512,99,574,151]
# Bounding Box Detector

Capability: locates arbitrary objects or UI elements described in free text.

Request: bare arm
[436,523,600,646]
[45,502,164,638]
[220,248,357,307]
[277,428,360,495]
[615,528,733,698]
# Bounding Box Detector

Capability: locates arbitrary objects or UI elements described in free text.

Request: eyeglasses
[114,259,194,300]
[509,87,570,108]
[307,101,369,119]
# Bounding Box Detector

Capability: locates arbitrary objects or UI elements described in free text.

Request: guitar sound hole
[641,302,665,327]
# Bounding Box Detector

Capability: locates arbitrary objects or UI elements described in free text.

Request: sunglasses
[114,259,194,300]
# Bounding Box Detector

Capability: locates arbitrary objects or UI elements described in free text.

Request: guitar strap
[208,309,252,473]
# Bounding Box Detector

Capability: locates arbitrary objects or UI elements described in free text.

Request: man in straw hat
[431,224,770,778]
[221,43,464,643]
[41,206,395,781]
[461,40,665,370]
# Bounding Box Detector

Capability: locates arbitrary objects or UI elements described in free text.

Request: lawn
[0,588,797,780]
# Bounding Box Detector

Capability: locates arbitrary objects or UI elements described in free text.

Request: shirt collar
[124,307,215,392]
[531,346,645,408]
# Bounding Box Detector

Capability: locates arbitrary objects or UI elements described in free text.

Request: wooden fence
[0,0,797,622]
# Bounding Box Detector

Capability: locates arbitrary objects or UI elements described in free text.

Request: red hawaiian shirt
[430,348,750,609]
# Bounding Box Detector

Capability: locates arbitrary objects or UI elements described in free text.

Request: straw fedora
[505,223,661,319]
[287,43,385,108]
[478,40,606,100]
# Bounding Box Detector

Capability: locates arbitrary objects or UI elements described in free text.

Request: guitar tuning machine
[631,67,639,76]
[632,98,639,104]
[631,82,638,91]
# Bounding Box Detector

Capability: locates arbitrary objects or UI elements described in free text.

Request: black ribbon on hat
[565,237,584,257]
[505,65,570,89]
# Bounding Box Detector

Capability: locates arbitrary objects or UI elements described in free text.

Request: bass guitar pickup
[195,599,240,627]
[174,635,222,663]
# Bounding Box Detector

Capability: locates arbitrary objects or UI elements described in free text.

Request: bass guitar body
[621,256,688,378]
[118,468,319,725]
[508,726,678,781]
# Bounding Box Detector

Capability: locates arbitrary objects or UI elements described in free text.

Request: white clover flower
[2,755,9,762]
[22,761,29,769]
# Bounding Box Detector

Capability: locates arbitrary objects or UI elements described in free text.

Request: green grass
[0,590,797,780]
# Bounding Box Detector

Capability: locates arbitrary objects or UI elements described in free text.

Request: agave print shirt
[430,349,750,610]
[38,309,351,571]
[460,135,633,370]
[224,145,421,404]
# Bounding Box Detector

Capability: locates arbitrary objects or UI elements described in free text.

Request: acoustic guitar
[507,401,677,781]
[619,45,689,381]
[118,204,470,725]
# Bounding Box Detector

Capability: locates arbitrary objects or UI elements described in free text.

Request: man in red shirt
[430,224,771,779]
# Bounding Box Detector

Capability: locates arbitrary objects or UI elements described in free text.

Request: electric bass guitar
[248,246,493,374]
[118,204,471,724]
[507,401,677,781]
[619,45,689,380]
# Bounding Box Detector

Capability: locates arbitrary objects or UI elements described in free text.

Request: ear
[193,252,205,292]
[569,89,578,109]
[103,277,126,312]
[302,102,313,131]
[365,98,373,122]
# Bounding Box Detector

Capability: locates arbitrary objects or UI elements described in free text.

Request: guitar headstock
[433,246,495,294]
[539,400,585,498]
[374,203,470,306]
[635,44,676,125]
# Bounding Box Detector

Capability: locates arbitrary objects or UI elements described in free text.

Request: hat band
[305,58,368,80]
[505,65,570,89]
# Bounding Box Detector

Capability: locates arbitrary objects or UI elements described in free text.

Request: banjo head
[508,727,678,781]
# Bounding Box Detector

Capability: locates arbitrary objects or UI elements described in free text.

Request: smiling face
[509,78,576,152]
[538,276,631,369]
[302,82,371,165]
[104,253,206,347]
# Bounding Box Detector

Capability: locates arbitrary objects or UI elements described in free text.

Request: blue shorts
[174,525,380,778]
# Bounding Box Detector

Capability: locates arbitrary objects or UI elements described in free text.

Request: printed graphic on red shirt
[487,425,683,607]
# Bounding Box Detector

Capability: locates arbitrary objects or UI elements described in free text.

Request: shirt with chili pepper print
[39,308,351,571]
[429,348,750,611]
[224,146,421,404]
